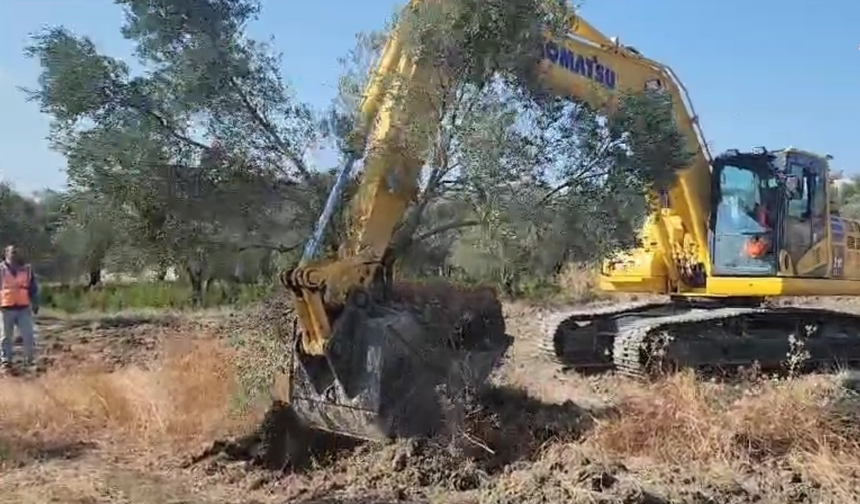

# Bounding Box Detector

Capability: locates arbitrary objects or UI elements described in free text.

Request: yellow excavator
[277,0,860,459]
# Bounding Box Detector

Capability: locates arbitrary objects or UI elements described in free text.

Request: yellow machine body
[602,146,860,299]
[277,0,860,456]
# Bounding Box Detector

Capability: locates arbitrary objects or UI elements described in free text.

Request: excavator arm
[284,15,445,357]
[286,10,716,355]
[281,1,512,444]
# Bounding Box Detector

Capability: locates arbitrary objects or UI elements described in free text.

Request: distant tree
[23,0,322,299]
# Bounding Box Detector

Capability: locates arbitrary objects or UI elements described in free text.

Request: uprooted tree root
[191,384,590,485]
[388,280,508,350]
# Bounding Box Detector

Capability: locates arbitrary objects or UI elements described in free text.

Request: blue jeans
[1,307,35,365]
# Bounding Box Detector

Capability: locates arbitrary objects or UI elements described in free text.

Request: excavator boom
[280,0,512,449]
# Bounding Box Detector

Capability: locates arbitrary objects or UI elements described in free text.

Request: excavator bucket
[288,282,511,441]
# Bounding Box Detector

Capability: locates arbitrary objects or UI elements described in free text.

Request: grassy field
[37,262,616,314]
[3,276,860,503]
[39,281,276,313]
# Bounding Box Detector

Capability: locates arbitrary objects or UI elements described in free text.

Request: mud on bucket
[289,284,511,441]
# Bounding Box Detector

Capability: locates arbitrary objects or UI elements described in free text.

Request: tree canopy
[12,0,692,298]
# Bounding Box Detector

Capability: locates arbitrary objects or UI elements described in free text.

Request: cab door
[779,157,828,277]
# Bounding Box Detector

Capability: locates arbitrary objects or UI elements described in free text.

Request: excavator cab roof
[713,148,779,179]
[714,147,829,176]
[712,147,830,203]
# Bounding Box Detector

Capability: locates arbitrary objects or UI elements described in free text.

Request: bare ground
[2,300,860,503]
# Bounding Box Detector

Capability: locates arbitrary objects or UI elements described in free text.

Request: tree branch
[538,137,616,206]
[415,219,480,242]
[197,238,301,254]
[228,77,314,182]
[237,242,302,254]
[117,82,210,151]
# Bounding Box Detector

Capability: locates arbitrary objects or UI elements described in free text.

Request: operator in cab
[744,201,772,258]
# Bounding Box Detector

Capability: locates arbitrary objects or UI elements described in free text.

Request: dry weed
[589,370,860,495]
[555,262,604,303]
[553,262,659,305]
[0,338,255,461]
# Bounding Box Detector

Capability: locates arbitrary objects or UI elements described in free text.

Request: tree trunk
[87,269,102,288]
[186,248,208,307]
[187,266,204,307]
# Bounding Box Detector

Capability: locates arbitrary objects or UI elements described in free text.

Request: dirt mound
[389,281,507,350]
[190,384,589,497]
[449,385,591,470]
[188,401,362,472]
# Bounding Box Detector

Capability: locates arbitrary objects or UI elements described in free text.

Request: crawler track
[542,301,860,379]
[539,300,668,374]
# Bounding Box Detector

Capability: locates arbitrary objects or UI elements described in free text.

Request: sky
[0,0,858,194]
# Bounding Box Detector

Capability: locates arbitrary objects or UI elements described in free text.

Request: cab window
[715,166,767,235]
[711,164,776,275]
[787,163,825,221]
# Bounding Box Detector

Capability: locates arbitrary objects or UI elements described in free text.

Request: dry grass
[588,371,860,498]
[7,302,860,502]
[553,262,660,305]
[0,337,256,464]
[555,262,606,303]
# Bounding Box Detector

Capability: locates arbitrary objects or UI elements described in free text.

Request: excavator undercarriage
[543,300,860,379]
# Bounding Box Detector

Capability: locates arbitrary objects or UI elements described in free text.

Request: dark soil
[190,384,591,488]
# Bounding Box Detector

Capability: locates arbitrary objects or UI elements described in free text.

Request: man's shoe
[0,361,11,375]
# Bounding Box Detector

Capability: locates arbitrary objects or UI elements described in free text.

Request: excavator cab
[710,147,830,278]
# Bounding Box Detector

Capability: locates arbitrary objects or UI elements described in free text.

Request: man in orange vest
[0,244,39,372]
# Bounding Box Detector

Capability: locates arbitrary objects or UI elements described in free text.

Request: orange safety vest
[745,204,771,258]
[0,263,31,307]
[745,237,769,258]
